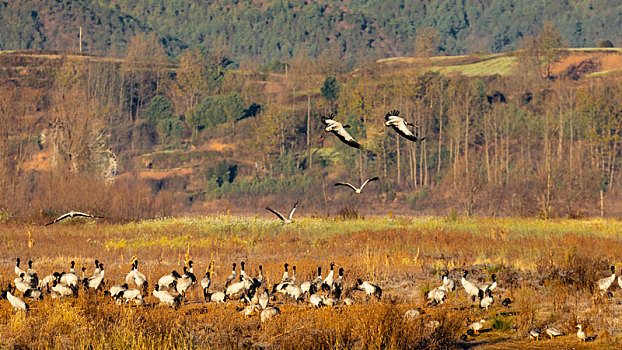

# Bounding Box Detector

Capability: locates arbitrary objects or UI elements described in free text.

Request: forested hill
[1,0,621,65]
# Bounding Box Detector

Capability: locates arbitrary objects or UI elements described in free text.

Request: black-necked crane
[597,266,615,291]
[260,306,281,322]
[14,273,31,293]
[120,288,143,305]
[427,285,447,305]
[60,261,78,288]
[461,270,481,302]
[2,285,29,311]
[153,284,181,308]
[110,283,128,299]
[84,262,105,291]
[126,259,148,293]
[176,266,196,299]
[14,258,25,277]
[51,279,75,298]
[266,202,298,224]
[23,287,43,301]
[289,266,296,285]
[355,279,382,300]
[201,262,214,301]
[25,260,38,287]
[225,263,237,288]
[281,263,290,283]
[258,288,270,310]
[308,284,323,308]
[479,289,494,310]
[384,110,424,143]
[334,177,379,194]
[226,275,247,300]
[331,268,344,299]
[322,262,335,291]
[206,290,226,303]
[45,211,103,226]
[158,270,181,289]
[322,114,362,149]
[93,260,101,275]
[481,274,497,294]
[442,270,456,291]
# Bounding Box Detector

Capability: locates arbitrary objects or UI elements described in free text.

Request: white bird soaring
[384,110,424,142]
[266,201,298,224]
[322,114,362,149]
[45,211,103,226]
[334,177,379,194]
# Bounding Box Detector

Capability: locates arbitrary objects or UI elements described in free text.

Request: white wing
[360,177,379,190]
[288,202,298,220]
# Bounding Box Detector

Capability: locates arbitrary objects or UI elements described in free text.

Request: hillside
[1,0,621,65]
[2,46,622,222]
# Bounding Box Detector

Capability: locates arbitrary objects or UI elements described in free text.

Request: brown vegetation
[1,217,621,348]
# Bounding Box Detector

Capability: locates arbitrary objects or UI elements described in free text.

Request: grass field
[1,216,622,348]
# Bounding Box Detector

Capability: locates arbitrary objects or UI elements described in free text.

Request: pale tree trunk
[396,136,401,185]
[464,102,470,179]
[505,112,510,185]
[359,150,364,186]
[485,124,491,184]
[423,140,428,187]
[493,115,502,184]
[307,93,311,168]
[437,99,443,175]
[409,143,415,188]
[382,139,387,178]
[557,107,563,165]
[569,111,574,171]
[609,138,617,190]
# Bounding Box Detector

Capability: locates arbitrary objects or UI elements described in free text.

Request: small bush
[597,39,614,48]
[492,315,514,332]
[338,206,360,219]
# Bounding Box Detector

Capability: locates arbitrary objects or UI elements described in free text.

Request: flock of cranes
[2,258,381,321]
[1,109,604,343]
[1,255,609,342]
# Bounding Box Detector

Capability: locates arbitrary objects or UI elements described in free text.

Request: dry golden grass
[1,216,622,348]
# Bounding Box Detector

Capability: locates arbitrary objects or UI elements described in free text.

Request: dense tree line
[1,0,621,66]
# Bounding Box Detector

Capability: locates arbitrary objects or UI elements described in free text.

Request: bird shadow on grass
[456,336,512,349]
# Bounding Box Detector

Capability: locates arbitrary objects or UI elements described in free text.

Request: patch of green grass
[492,314,514,332]
[432,56,518,76]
